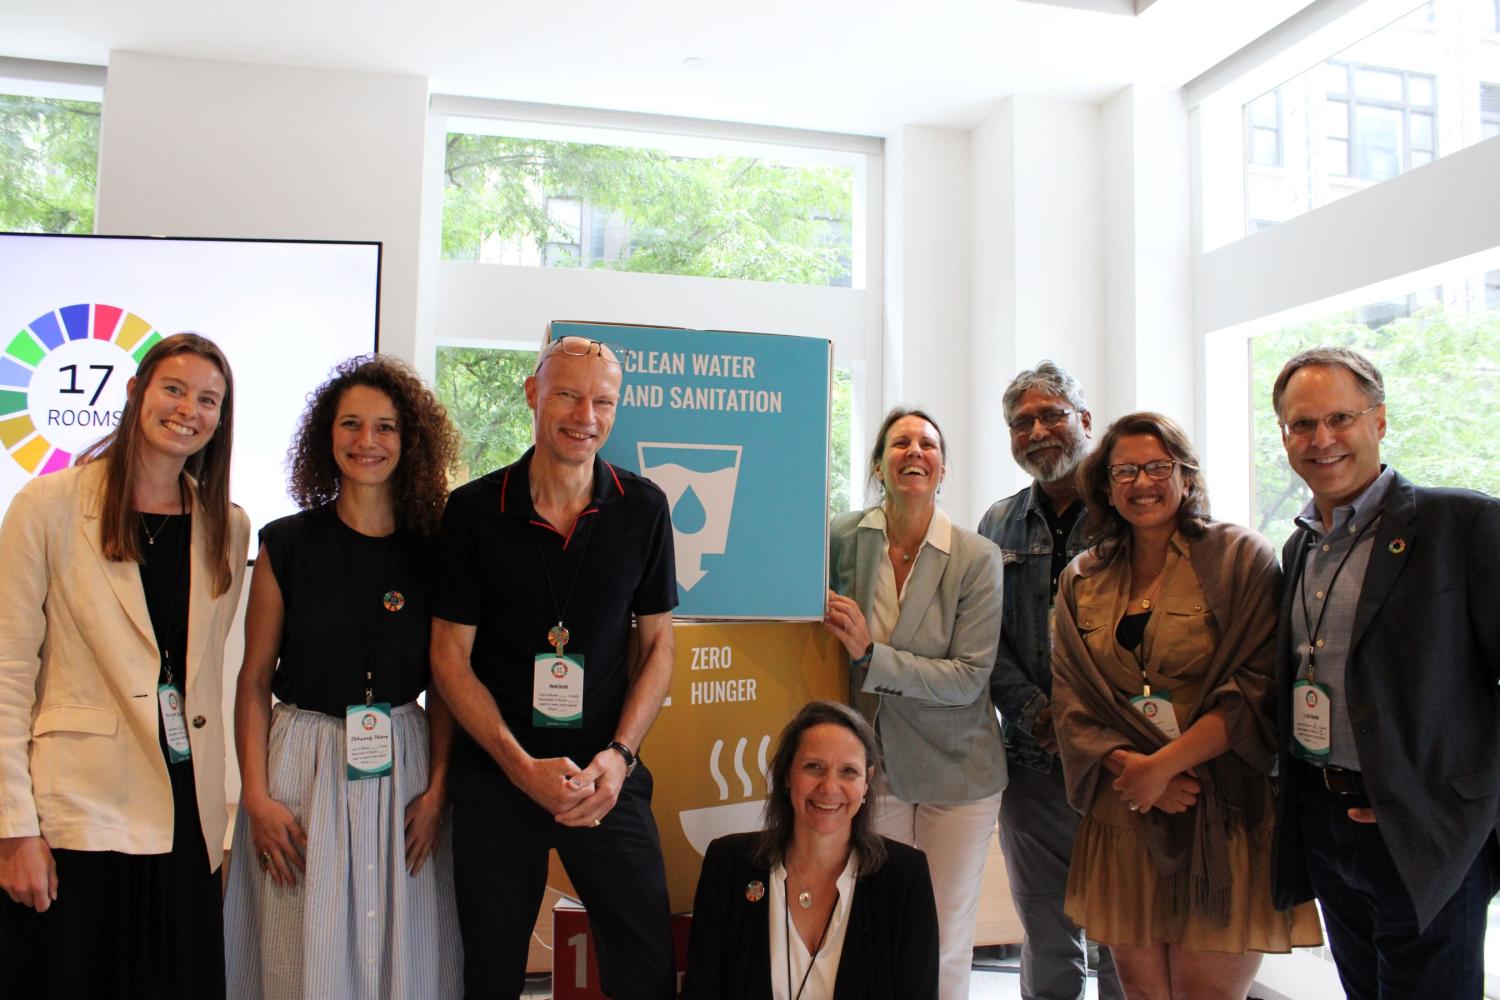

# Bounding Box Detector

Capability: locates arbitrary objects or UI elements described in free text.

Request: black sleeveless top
[261,506,432,716]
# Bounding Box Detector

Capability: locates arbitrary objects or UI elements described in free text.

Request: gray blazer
[829,508,1007,804]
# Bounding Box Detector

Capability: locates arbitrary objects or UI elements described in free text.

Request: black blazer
[681,833,939,1000]
[1271,472,1500,930]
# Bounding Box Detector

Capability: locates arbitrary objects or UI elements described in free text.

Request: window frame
[1324,61,1438,180]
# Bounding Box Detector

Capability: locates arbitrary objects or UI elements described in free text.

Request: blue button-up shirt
[978,482,1089,773]
[1288,465,1395,770]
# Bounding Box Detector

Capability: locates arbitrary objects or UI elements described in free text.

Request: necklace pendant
[547,622,570,657]
[1139,597,1152,610]
[798,889,813,909]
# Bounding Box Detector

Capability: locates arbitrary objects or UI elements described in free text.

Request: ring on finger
[1128,802,1140,812]
[259,849,273,869]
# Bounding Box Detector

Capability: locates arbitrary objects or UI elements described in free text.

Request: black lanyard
[333,508,399,706]
[146,476,191,688]
[783,872,838,1000]
[531,514,596,652]
[1296,514,1375,683]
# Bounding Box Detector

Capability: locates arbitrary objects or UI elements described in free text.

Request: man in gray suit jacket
[1269,347,1500,999]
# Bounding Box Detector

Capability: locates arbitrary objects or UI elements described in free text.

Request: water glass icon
[637,442,742,591]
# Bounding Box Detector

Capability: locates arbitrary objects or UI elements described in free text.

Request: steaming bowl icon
[679,800,767,856]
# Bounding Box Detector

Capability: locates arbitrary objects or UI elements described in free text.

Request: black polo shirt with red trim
[433,447,678,769]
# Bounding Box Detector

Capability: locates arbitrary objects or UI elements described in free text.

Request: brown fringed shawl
[1051,520,1282,926]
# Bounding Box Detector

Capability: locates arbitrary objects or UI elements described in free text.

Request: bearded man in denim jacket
[978,362,1121,1000]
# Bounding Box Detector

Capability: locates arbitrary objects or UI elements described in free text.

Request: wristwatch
[607,740,638,776]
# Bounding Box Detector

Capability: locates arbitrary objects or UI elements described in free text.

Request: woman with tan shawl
[1051,413,1319,999]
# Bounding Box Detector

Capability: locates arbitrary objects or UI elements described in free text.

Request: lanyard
[532,514,596,655]
[782,871,838,1000]
[145,476,191,687]
[1296,515,1375,684]
[333,508,398,706]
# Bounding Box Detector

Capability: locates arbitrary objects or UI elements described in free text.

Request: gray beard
[1018,447,1084,485]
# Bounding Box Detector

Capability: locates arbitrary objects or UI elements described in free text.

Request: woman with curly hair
[223,356,463,999]
[1050,412,1319,999]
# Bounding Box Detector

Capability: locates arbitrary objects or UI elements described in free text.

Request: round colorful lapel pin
[745,880,766,903]
[1387,538,1407,556]
[383,590,406,612]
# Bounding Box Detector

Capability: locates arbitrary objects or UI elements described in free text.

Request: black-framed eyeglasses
[1107,459,1180,485]
[1007,408,1079,434]
[1280,404,1380,439]
[535,336,627,373]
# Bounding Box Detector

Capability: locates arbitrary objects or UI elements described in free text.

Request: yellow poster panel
[646,620,846,912]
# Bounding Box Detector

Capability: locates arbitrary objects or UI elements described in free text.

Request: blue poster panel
[550,321,830,620]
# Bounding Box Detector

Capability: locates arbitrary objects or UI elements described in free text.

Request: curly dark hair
[753,700,888,878]
[1078,411,1210,557]
[287,355,458,535]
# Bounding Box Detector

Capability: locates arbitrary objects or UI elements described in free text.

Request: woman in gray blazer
[824,407,1005,1000]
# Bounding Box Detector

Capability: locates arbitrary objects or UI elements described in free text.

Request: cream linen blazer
[0,461,249,870]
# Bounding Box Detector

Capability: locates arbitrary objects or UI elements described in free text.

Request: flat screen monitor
[0,233,381,543]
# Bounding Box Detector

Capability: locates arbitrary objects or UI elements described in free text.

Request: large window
[442,127,858,288]
[1247,271,1500,548]
[1212,0,1500,243]
[0,90,100,234]
[423,101,881,516]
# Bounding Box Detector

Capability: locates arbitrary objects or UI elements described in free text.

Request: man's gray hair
[1271,347,1385,419]
[1002,360,1089,422]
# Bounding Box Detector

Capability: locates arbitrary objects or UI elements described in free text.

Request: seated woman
[682,700,938,1000]
[1051,411,1320,1000]
[222,356,463,999]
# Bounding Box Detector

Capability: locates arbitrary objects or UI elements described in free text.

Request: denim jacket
[976,482,1089,773]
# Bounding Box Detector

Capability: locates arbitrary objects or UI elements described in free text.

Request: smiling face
[1008,387,1091,483]
[525,347,622,470]
[788,722,870,840]
[131,352,226,464]
[1107,433,1188,539]
[332,384,401,490]
[875,414,944,501]
[1279,363,1386,520]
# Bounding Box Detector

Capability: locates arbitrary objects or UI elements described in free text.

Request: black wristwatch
[607,740,638,776]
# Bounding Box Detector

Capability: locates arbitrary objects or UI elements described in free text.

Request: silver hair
[1002,360,1089,422]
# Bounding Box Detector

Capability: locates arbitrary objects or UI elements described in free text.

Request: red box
[552,899,692,999]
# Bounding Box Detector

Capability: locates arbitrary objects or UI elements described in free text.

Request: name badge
[1129,690,1182,740]
[345,703,394,780]
[158,683,191,763]
[533,653,584,729]
[1291,680,1332,763]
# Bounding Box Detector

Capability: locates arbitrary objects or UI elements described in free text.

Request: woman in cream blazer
[0,334,250,999]
[824,407,1005,1000]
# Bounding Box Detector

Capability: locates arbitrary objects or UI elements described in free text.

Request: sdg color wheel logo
[1,304,159,476]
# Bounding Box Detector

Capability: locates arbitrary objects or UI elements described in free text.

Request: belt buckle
[1320,766,1363,797]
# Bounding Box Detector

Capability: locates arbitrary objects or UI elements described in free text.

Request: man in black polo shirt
[432,336,677,999]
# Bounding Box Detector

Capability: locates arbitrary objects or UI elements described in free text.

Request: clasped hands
[518,747,628,828]
[1108,749,1200,815]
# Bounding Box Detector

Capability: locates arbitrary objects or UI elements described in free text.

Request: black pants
[450,762,674,1000]
[0,755,223,999]
[1298,765,1497,1000]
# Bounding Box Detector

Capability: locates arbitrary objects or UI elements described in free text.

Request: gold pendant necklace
[140,512,171,546]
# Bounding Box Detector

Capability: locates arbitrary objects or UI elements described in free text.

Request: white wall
[883,125,977,523]
[94,51,431,809]
[95,50,429,362]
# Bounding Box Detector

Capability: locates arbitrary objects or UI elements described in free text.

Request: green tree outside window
[0,93,100,234]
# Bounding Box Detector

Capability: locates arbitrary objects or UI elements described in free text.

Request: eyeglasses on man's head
[1007,408,1079,434]
[1280,404,1380,439]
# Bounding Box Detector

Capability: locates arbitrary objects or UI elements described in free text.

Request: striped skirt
[223,702,462,1000]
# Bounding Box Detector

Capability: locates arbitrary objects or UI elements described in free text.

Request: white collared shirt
[857,505,953,645]
[768,852,859,1000]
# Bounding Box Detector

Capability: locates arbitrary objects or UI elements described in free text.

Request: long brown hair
[285,355,459,536]
[753,700,888,877]
[1078,411,1209,558]
[77,333,237,596]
